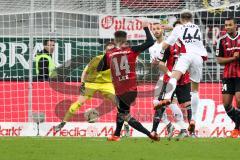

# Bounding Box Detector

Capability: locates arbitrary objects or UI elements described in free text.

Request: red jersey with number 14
[105,47,140,95]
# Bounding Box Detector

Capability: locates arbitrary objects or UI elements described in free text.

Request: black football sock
[157,86,167,101]
[128,117,150,136]
[152,110,160,132]
[225,105,236,123]
[186,105,192,123]
[234,108,240,130]
[152,107,166,132]
[114,113,124,136]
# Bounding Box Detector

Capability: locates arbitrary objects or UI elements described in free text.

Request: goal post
[0,0,239,137]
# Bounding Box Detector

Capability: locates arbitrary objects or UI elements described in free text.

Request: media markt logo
[203,0,229,14]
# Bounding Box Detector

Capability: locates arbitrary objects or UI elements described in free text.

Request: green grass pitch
[0,137,239,160]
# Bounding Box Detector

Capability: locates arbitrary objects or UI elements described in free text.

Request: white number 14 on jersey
[112,55,130,81]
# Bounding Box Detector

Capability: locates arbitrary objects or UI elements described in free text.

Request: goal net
[0,0,239,137]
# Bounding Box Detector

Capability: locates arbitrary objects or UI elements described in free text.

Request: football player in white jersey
[149,23,165,63]
[154,12,208,135]
[149,23,187,140]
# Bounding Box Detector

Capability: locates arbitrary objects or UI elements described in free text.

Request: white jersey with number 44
[165,22,207,57]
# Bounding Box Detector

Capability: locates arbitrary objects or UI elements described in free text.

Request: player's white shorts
[173,53,203,83]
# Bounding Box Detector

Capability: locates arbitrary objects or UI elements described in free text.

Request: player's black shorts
[116,91,137,114]
[222,78,240,95]
[158,82,191,104]
[174,83,191,104]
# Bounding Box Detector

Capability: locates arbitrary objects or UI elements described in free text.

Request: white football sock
[162,111,170,125]
[169,103,185,129]
[191,92,199,122]
[164,78,177,100]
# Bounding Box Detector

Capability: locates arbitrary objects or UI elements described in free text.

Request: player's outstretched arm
[131,22,154,53]
[81,65,88,82]
[158,26,180,52]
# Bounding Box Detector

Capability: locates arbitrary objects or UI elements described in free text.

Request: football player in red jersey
[216,17,240,138]
[97,22,159,141]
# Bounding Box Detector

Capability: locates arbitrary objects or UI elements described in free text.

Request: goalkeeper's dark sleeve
[97,54,108,71]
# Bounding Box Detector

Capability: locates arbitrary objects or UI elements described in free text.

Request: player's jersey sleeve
[165,26,180,46]
[216,38,224,57]
[131,27,154,54]
[161,47,170,63]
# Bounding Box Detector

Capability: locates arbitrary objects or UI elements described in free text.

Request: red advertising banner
[0,82,224,123]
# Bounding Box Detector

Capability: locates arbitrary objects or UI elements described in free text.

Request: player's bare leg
[155,70,182,109]
[54,95,88,132]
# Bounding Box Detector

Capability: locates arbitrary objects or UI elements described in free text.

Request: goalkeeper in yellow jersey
[54,42,130,135]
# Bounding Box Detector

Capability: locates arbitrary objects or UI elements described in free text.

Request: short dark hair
[173,20,181,27]
[43,39,55,46]
[114,30,127,39]
[180,12,193,21]
[225,17,237,24]
[114,30,127,44]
